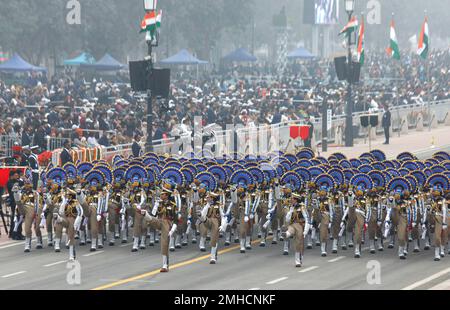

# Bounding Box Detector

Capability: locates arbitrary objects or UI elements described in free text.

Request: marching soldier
[108,178,125,246]
[238,184,255,253]
[352,188,367,258]
[366,188,382,254]
[330,186,345,254]
[143,181,179,272]
[282,193,310,267]
[128,180,148,252]
[51,170,84,261]
[428,187,447,261]
[13,180,44,252]
[315,187,333,257]
[43,180,62,248]
[198,190,224,264]
[78,177,109,251]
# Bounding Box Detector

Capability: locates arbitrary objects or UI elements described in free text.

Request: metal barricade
[0,135,20,158]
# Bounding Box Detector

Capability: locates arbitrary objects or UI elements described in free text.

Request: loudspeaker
[334,56,347,81]
[348,61,361,83]
[129,61,170,98]
[360,116,369,128]
[129,60,148,92]
[370,115,379,127]
[150,68,170,98]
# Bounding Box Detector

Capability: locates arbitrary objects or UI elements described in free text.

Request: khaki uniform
[286,208,306,254]
[199,202,222,248]
[146,199,178,257]
[353,198,367,250]
[130,191,148,242]
[395,202,409,248]
[16,191,43,246]
[317,198,331,243]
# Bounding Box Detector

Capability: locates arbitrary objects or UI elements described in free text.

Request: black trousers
[32,173,39,190]
[384,126,390,144]
[9,203,22,238]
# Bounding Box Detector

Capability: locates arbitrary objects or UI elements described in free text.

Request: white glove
[328,223,332,230]
[74,216,82,231]
[39,215,46,228]
[443,224,448,230]
[169,224,177,238]
[303,223,311,238]
[249,213,255,220]
[244,216,249,223]
[412,222,417,228]
[377,221,382,227]
[96,215,102,222]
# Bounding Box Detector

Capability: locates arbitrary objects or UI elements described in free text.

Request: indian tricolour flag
[386,18,400,60]
[357,16,365,65]
[140,10,162,33]
[339,16,358,37]
[417,16,429,59]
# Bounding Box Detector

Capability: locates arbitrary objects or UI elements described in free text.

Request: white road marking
[328,256,345,263]
[266,277,288,285]
[0,242,25,249]
[83,250,105,257]
[44,260,67,267]
[249,288,260,290]
[402,267,450,290]
[0,237,49,249]
[299,266,319,273]
[2,271,27,278]
[428,279,450,290]
[120,243,132,247]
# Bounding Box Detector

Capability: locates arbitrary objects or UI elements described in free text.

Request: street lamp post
[144,0,158,152]
[345,0,355,147]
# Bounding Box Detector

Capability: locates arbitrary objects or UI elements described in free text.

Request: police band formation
[12,147,450,272]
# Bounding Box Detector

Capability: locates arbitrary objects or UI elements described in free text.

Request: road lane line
[44,260,67,267]
[328,256,345,263]
[299,266,319,273]
[92,236,272,290]
[0,237,49,249]
[428,279,450,290]
[120,243,132,247]
[402,267,450,290]
[249,288,260,290]
[2,271,26,278]
[83,250,105,257]
[0,242,25,249]
[266,277,288,285]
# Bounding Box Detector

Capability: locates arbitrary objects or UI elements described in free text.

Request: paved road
[0,232,449,290]
[0,146,449,290]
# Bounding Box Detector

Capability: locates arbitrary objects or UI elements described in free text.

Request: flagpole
[424,11,432,132]
[344,9,354,147]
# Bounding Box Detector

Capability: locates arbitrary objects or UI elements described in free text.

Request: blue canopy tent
[80,54,125,71]
[159,49,208,65]
[222,48,257,62]
[63,52,96,66]
[287,47,315,60]
[0,54,47,72]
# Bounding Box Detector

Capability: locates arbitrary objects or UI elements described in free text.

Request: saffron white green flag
[417,16,429,59]
[339,16,358,37]
[140,10,162,34]
[357,16,365,65]
[386,19,400,60]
